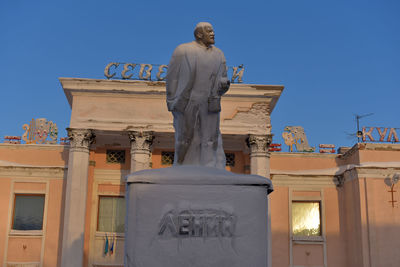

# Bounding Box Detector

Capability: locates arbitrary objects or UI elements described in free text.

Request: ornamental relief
[22,118,58,144]
[222,102,271,131]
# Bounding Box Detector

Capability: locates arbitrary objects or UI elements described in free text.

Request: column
[61,128,94,267]
[248,133,273,267]
[248,134,272,177]
[128,131,154,172]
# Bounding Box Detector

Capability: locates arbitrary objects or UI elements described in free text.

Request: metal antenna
[355,113,374,142]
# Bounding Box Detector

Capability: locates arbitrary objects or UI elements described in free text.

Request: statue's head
[194,22,215,47]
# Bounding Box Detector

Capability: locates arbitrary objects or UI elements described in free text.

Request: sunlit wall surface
[292,201,321,236]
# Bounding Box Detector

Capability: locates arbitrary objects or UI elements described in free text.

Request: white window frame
[289,187,327,267]
[96,195,126,234]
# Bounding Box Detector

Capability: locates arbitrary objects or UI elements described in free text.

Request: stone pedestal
[61,129,94,267]
[125,166,273,267]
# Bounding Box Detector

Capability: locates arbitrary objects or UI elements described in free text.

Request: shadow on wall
[57,167,68,267]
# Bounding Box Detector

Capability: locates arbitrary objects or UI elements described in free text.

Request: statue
[166,22,230,169]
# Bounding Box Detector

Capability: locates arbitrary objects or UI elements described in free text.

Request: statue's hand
[218,77,230,96]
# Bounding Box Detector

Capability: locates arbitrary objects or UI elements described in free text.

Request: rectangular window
[12,194,45,230]
[161,151,174,165]
[106,150,126,164]
[225,153,235,167]
[292,201,321,237]
[97,196,125,233]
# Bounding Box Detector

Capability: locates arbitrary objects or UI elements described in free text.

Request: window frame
[10,193,46,235]
[291,200,322,241]
[289,190,325,242]
[96,195,126,234]
[106,149,126,164]
[161,151,174,165]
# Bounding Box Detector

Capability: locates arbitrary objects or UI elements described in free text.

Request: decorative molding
[0,143,68,151]
[128,131,154,155]
[272,165,400,188]
[272,174,337,187]
[223,103,272,134]
[67,128,95,152]
[93,169,130,181]
[271,162,400,177]
[0,166,66,179]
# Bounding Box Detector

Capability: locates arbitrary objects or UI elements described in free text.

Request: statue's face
[199,25,215,47]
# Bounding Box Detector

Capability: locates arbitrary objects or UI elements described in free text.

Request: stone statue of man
[166,22,230,169]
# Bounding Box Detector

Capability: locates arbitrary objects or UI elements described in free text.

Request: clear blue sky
[1,0,399,150]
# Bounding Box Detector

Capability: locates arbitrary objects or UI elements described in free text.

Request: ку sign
[362,127,399,142]
[104,62,245,83]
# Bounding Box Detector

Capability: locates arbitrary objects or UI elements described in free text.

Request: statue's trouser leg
[199,107,221,167]
[172,106,197,164]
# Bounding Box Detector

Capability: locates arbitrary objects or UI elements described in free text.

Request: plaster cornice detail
[94,169,130,181]
[271,152,338,158]
[0,166,66,179]
[0,160,66,168]
[60,78,284,111]
[71,118,272,135]
[0,143,68,151]
[223,103,272,134]
[271,161,400,177]
[271,174,336,187]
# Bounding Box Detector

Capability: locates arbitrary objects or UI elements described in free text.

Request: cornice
[271,174,336,187]
[94,169,130,181]
[0,166,66,179]
[271,161,400,177]
[0,143,68,151]
[60,78,284,113]
[271,152,338,158]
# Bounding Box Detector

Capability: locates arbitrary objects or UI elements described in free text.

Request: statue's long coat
[166,41,228,168]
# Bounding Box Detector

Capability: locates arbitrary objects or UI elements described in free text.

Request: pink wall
[0,145,68,166]
[43,179,64,267]
[0,179,11,264]
[270,186,290,267]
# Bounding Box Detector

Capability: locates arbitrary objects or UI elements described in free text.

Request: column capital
[247,134,273,155]
[67,128,95,152]
[128,131,154,172]
[128,131,154,153]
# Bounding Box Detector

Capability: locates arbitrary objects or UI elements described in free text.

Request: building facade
[0,78,399,267]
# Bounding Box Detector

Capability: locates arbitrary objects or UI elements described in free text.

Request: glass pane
[292,201,321,236]
[13,195,45,230]
[98,197,113,232]
[98,196,125,233]
[114,198,126,233]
